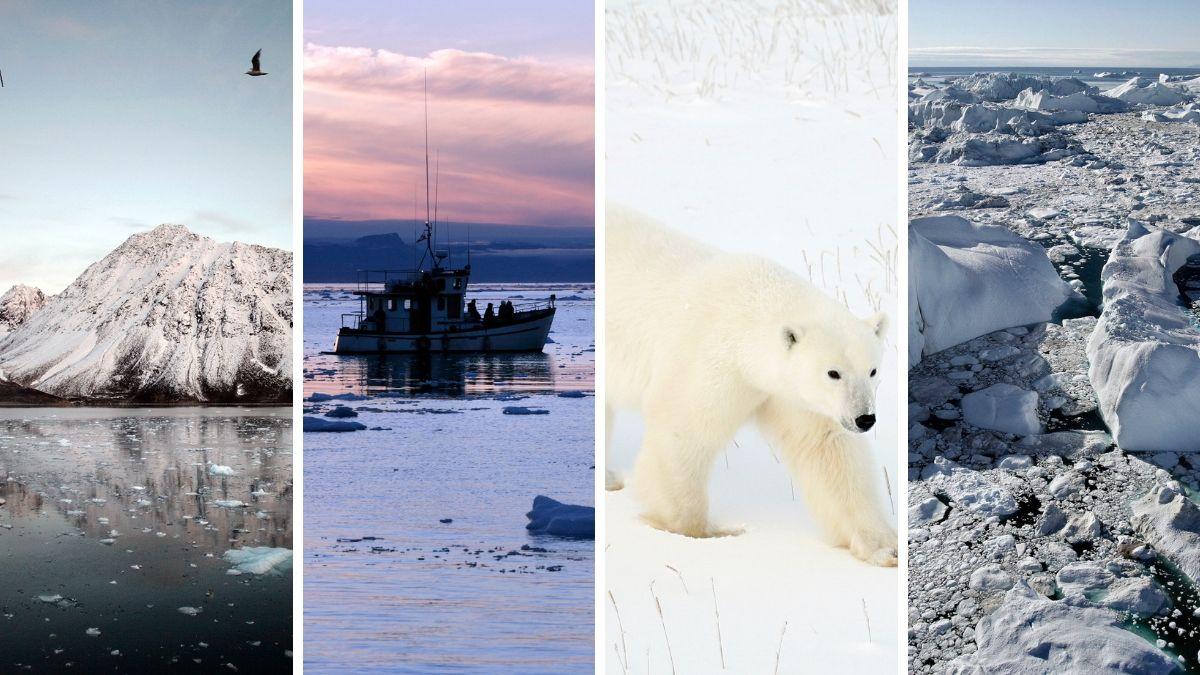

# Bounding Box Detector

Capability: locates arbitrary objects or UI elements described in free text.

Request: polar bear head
[748,309,888,434]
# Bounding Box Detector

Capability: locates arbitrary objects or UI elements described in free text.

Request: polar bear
[606,205,896,566]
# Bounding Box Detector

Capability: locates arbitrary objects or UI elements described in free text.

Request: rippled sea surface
[0,407,293,672]
[303,283,595,674]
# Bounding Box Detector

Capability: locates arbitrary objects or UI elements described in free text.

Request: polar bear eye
[870,369,877,377]
[827,370,841,380]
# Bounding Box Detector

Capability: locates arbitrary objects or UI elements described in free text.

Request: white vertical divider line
[594,0,608,671]
[292,0,305,670]
[895,1,909,674]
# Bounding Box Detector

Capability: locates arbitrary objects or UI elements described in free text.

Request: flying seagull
[245,49,267,77]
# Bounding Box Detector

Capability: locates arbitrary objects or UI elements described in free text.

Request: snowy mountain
[0,225,292,403]
[0,285,47,337]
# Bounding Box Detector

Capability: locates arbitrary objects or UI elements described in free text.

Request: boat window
[403,299,411,310]
[454,278,462,289]
[449,296,461,319]
[387,298,396,311]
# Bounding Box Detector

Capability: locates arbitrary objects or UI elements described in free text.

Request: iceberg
[1086,222,1200,450]
[909,216,1076,366]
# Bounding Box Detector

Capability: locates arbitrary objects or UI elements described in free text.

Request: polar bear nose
[855,414,876,431]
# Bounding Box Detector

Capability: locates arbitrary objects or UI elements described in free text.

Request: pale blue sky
[0,0,292,293]
[911,0,1200,67]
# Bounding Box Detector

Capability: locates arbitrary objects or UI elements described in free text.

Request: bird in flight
[245,49,267,77]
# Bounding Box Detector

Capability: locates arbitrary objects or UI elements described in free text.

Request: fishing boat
[332,78,556,354]
[332,233,556,353]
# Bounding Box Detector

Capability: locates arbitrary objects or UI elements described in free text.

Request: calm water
[908,65,1200,91]
[0,407,293,672]
[303,283,595,673]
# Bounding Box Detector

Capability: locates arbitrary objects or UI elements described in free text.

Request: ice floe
[909,215,1076,366]
[223,547,293,576]
[1086,222,1200,450]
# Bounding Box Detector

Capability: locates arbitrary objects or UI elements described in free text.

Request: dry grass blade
[773,620,789,675]
[652,582,676,675]
[862,598,872,642]
[711,578,726,669]
[608,590,630,671]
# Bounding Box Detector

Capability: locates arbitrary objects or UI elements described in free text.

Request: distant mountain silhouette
[303,228,594,283]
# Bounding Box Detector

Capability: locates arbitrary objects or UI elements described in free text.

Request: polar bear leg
[758,401,897,566]
[633,415,728,538]
[604,403,624,491]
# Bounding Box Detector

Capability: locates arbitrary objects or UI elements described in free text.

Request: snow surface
[1087,222,1200,451]
[909,215,1076,367]
[607,1,897,671]
[0,225,292,402]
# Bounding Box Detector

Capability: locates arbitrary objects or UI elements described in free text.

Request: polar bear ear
[783,326,803,349]
[867,312,889,339]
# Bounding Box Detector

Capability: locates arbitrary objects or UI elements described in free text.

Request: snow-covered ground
[606,1,898,671]
[908,70,1200,673]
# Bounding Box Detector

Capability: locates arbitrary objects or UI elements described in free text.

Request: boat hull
[333,309,554,353]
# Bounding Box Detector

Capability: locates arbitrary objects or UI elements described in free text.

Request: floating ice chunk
[525,496,594,539]
[85,627,101,636]
[38,594,63,603]
[324,406,358,418]
[178,606,202,616]
[949,581,1180,673]
[303,416,366,432]
[961,383,1042,436]
[223,547,293,575]
[208,463,235,476]
[908,496,948,527]
[921,457,1019,518]
[909,215,1076,366]
[503,406,551,415]
[213,500,246,508]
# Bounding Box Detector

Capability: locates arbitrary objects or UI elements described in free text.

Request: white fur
[605,205,896,566]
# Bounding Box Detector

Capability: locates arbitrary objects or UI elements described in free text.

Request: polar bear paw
[848,528,898,567]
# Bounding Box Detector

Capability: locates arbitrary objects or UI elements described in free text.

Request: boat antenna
[420,69,434,268]
[467,222,471,269]
[433,149,441,265]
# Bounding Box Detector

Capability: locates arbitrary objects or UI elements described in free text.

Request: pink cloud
[304,44,594,227]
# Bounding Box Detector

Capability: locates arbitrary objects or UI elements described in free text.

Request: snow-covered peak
[0,226,292,403]
[0,284,48,335]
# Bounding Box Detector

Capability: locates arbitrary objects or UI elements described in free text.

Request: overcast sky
[0,0,292,293]
[911,0,1200,67]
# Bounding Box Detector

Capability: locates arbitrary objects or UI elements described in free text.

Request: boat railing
[511,298,555,313]
[354,269,422,294]
[340,311,366,329]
